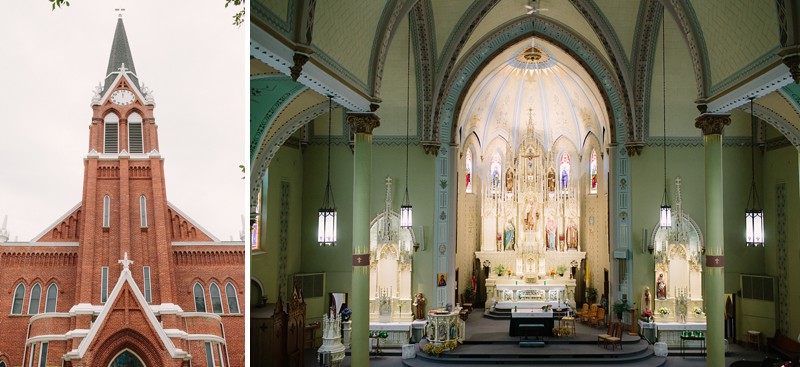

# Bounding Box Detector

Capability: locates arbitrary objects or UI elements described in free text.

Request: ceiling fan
[525,0,549,14]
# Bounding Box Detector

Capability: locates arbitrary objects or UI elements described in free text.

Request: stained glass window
[109,351,145,367]
[590,150,598,194]
[559,152,571,191]
[11,284,24,314]
[490,154,501,192]
[210,283,223,314]
[194,283,206,312]
[251,189,261,251]
[465,149,473,193]
[45,284,57,312]
[28,283,41,314]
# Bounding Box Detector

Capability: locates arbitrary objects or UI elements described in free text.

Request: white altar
[368,178,415,323]
[493,283,566,308]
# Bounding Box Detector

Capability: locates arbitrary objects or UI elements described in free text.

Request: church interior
[250,1,800,366]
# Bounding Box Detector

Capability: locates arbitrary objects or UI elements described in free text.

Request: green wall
[251,144,305,304]
[763,143,800,340]
[629,143,764,315]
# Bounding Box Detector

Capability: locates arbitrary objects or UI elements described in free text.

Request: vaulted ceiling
[251,0,800,185]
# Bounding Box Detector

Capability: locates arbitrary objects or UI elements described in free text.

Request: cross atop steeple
[115,8,125,18]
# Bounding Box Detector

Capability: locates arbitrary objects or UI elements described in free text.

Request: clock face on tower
[110,90,135,105]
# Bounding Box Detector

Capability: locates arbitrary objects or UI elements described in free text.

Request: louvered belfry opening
[103,114,119,154]
[128,120,143,153]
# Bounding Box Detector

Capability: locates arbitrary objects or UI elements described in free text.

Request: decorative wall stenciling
[776,183,788,336]
[280,181,290,301]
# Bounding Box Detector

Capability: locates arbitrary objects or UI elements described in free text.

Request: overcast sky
[0,2,247,241]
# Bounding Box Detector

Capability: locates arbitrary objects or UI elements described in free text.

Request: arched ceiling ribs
[250,100,334,208]
[369,0,419,99]
[436,16,627,154]
[430,0,502,155]
[631,0,662,144]
[662,0,711,102]
[777,0,800,83]
[411,1,436,150]
[744,102,800,150]
[569,0,638,152]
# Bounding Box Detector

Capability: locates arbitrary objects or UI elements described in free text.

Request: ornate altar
[368,177,415,323]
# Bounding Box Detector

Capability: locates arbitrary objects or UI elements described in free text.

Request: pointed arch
[225,282,240,314]
[193,282,207,312]
[127,112,144,154]
[108,350,145,367]
[28,283,41,315]
[104,112,120,154]
[11,283,25,314]
[209,283,223,314]
[45,283,58,313]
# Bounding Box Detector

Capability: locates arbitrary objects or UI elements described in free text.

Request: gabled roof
[167,201,220,242]
[69,254,188,360]
[104,17,140,94]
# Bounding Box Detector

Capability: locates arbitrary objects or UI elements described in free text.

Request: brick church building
[0,17,244,367]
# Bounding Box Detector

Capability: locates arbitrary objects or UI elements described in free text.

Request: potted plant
[658,306,670,317]
[556,264,568,277]
[494,264,506,277]
[464,284,474,302]
[612,300,630,320]
[340,307,352,322]
[586,287,598,304]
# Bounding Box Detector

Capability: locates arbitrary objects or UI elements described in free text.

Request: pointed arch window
[143,266,152,303]
[559,152,571,191]
[194,283,207,312]
[139,195,147,228]
[11,283,25,314]
[101,266,109,303]
[251,189,261,251]
[225,282,240,314]
[205,342,216,367]
[28,283,41,314]
[45,283,58,312]
[104,113,119,154]
[128,112,143,153]
[103,195,111,228]
[109,351,145,367]
[465,149,473,193]
[590,150,598,194]
[490,154,501,192]
[210,283,223,314]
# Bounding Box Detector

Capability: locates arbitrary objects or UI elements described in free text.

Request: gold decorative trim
[695,113,731,135]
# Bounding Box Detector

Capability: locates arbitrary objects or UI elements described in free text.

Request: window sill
[102,227,110,232]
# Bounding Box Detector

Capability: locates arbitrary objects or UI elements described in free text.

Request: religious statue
[656,273,666,300]
[547,169,556,192]
[413,292,426,320]
[561,167,569,190]
[643,287,652,312]
[566,222,578,249]
[545,220,556,250]
[492,169,501,191]
[503,221,515,251]
[505,168,514,192]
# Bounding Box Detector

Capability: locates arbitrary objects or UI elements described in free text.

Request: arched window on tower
[490,154,501,192]
[139,195,147,228]
[590,150,598,194]
[28,283,41,314]
[103,195,111,228]
[11,283,25,314]
[226,282,240,314]
[209,283,223,314]
[104,113,119,154]
[128,112,143,153]
[559,152,571,191]
[194,283,207,312]
[45,283,58,312]
[465,149,473,193]
[251,189,261,251]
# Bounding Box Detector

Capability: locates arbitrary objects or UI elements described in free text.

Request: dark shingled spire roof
[103,17,140,93]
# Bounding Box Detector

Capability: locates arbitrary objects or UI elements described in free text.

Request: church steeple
[103,17,139,93]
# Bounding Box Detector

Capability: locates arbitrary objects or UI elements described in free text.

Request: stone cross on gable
[118,252,133,270]
[118,63,129,73]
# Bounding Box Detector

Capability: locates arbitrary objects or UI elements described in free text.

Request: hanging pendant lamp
[400,25,413,228]
[659,18,671,228]
[318,96,337,245]
[745,97,764,246]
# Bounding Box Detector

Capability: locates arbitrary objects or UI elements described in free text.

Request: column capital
[346,113,380,135]
[695,113,731,135]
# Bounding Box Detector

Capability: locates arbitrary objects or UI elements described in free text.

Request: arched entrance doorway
[454,37,611,312]
[108,350,145,367]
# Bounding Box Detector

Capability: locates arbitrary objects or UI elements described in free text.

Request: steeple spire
[103,17,139,93]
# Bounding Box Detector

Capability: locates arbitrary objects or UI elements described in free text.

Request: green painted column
[695,113,730,367]
[346,113,380,367]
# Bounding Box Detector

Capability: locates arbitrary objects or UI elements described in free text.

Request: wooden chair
[575,303,589,319]
[589,308,606,328]
[597,322,615,347]
[581,304,598,323]
[604,323,624,351]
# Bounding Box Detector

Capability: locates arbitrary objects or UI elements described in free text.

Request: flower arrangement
[641,309,653,322]
[556,264,568,276]
[549,269,556,277]
[340,307,352,321]
[658,306,670,316]
[494,264,506,276]
[692,306,703,315]
[423,342,444,356]
[443,340,457,350]
[506,269,512,276]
